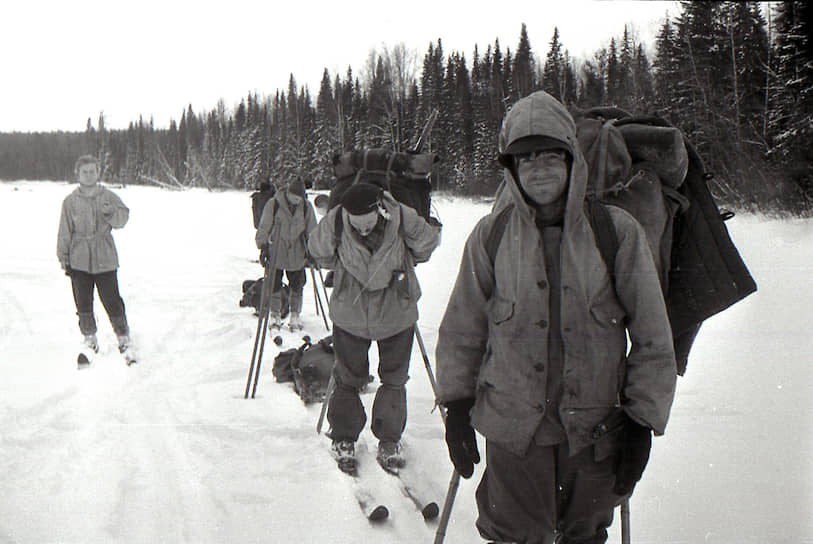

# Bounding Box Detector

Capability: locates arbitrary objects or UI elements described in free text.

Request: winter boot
[83,334,99,353]
[117,334,137,365]
[288,312,303,332]
[331,439,357,475]
[376,440,405,473]
[269,311,282,330]
[77,334,99,368]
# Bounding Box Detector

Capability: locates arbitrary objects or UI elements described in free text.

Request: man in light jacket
[435,91,677,544]
[308,183,441,474]
[255,178,318,330]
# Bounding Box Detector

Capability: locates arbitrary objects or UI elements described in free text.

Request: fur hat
[340,183,383,215]
[287,178,306,198]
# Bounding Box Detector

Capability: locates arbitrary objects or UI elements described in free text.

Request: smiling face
[347,209,379,236]
[514,149,569,206]
[77,162,99,187]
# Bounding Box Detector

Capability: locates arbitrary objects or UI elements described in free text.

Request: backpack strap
[584,198,619,281]
[484,201,619,284]
[485,204,515,266]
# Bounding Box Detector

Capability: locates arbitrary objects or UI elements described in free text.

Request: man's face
[77,163,99,186]
[347,209,378,237]
[514,149,568,206]
[286,191,303,205]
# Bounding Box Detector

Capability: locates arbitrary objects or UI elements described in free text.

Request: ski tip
[77,353,91,368]
[422,502,440,521]
[368,505,389,522]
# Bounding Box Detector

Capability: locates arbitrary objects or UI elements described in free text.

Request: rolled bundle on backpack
[618,124,689,189]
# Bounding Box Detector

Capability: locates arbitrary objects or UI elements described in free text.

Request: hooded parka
[255,191,318,270]
[436,91,677,457]
[57,185,129,274]
[308,192,441,340]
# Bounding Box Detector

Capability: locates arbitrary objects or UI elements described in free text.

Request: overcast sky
[0,0,679,133]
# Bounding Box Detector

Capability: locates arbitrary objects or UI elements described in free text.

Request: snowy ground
[0,180,810,544]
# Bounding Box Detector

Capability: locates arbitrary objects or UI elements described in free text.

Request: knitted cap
[340,183,383,215]
[287,178,306,198]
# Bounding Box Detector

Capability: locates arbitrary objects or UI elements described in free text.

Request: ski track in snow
[0,181,811,543]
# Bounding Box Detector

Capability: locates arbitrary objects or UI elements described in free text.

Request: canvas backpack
[486,107,757,374]
[291,336,335,404]
[328,148,440,224]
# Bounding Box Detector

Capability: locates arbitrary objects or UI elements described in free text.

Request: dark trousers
[327,325,414,443]
[70,269,128,336]
[475,440,620,544]
[270,268,306,314]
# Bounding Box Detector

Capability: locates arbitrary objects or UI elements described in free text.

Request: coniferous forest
[1,2,810,215]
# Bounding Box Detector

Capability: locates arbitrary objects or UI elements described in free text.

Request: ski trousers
[270,268,305,315]
[327,324,414,443]
[475,439,622,544]
[70,269,128,336]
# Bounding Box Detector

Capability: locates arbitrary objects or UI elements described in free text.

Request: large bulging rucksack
[328,148,439,223]
[251,186,275,229]
[488,106,757,375]
[271,336,335,404]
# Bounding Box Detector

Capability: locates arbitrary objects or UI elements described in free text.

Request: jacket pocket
[592,407,626,462]
[589,301,626,329]
[485,295,514,325]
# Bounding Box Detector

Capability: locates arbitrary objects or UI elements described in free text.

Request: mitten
[259,247,269,267]
[443,398,480,478]
[613,415,652,496]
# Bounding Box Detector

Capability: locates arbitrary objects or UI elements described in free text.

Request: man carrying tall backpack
[308,183,441,474]
[435,91,677,544]
[255,178,317,331]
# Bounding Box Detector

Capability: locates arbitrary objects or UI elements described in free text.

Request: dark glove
[443,398,480,478]
[63,264,73,277]
[613,415,652,496]
[259,247,269,267]
[304,251,316,268]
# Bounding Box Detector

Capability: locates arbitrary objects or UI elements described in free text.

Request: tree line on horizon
[0,1,810,215]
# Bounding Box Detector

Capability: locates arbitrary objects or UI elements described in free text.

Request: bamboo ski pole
[413,325,462,544]
[621,498,631,544]
[309,266,330,331]
[311,271,320,317]
[244,258,272,398]
[244,226,280,399]
[315,267,330,310]
[316,372,335,434]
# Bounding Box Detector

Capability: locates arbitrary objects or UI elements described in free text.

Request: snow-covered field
[0,181,810,544]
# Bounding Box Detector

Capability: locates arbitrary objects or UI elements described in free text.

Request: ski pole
[311,271,320,317]
[413,324,463,544]
[244,258,272,398]
[414,325,441,408]
[434,470,460,544]
[621,498,630,544]
[309,266,330,331]
[245,228,280,398]
[315,267,331,310]
[316,372,335,434]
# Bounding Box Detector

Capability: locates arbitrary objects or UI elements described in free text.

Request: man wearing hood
[435,91,677,543]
